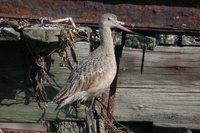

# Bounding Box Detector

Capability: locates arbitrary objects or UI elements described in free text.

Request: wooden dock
[0,39,200,130]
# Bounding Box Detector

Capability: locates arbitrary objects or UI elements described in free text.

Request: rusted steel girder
[0,0,200,35]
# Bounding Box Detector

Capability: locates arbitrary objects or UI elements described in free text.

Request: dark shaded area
[0,42,24,103]
[119,121,153,133]
[62,0,200,7]
[119,121,200,133]
[154,126,200,133]
[0,41,58,106]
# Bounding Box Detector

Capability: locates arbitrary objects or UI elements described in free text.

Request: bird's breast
[105,58,117,84]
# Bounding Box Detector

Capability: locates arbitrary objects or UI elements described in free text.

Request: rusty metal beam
[0,0,200,35]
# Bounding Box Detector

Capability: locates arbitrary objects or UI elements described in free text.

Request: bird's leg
[72,102,79,118]
[90,98,98,133]
[86,106,93,133]
[85,98,97,133]
[89,97,95,109]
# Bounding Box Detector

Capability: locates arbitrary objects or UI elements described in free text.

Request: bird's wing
[53,51,105,104]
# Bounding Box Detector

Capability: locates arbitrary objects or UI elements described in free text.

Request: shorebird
[53,13,132,109]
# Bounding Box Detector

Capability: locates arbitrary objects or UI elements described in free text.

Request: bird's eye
[108,17,111,21]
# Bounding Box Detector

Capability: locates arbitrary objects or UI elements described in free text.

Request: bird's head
[99,13,132,32]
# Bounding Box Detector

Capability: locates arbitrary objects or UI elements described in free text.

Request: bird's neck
[100,27,115,57]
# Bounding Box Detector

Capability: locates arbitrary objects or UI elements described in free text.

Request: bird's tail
[55,91,89,110]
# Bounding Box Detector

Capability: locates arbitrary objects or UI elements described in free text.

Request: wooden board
[114,46,200,129]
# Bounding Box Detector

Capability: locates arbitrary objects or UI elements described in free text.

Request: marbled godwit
[53,13,132,109]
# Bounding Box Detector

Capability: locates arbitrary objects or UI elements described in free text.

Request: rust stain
[36,11,48,17]
[79,12,101,23]
[0,5,31,16]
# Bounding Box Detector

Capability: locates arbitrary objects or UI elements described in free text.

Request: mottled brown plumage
[53,13,131,109]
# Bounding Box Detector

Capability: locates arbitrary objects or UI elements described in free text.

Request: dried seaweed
[55,19,91,69]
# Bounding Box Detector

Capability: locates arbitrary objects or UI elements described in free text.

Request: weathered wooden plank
[114,46,200,129]
[0,27,20,41]
[23,27,61,42]
[0,123,47,131]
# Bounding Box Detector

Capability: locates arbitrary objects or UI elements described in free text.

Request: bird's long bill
[116,23,132,33]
